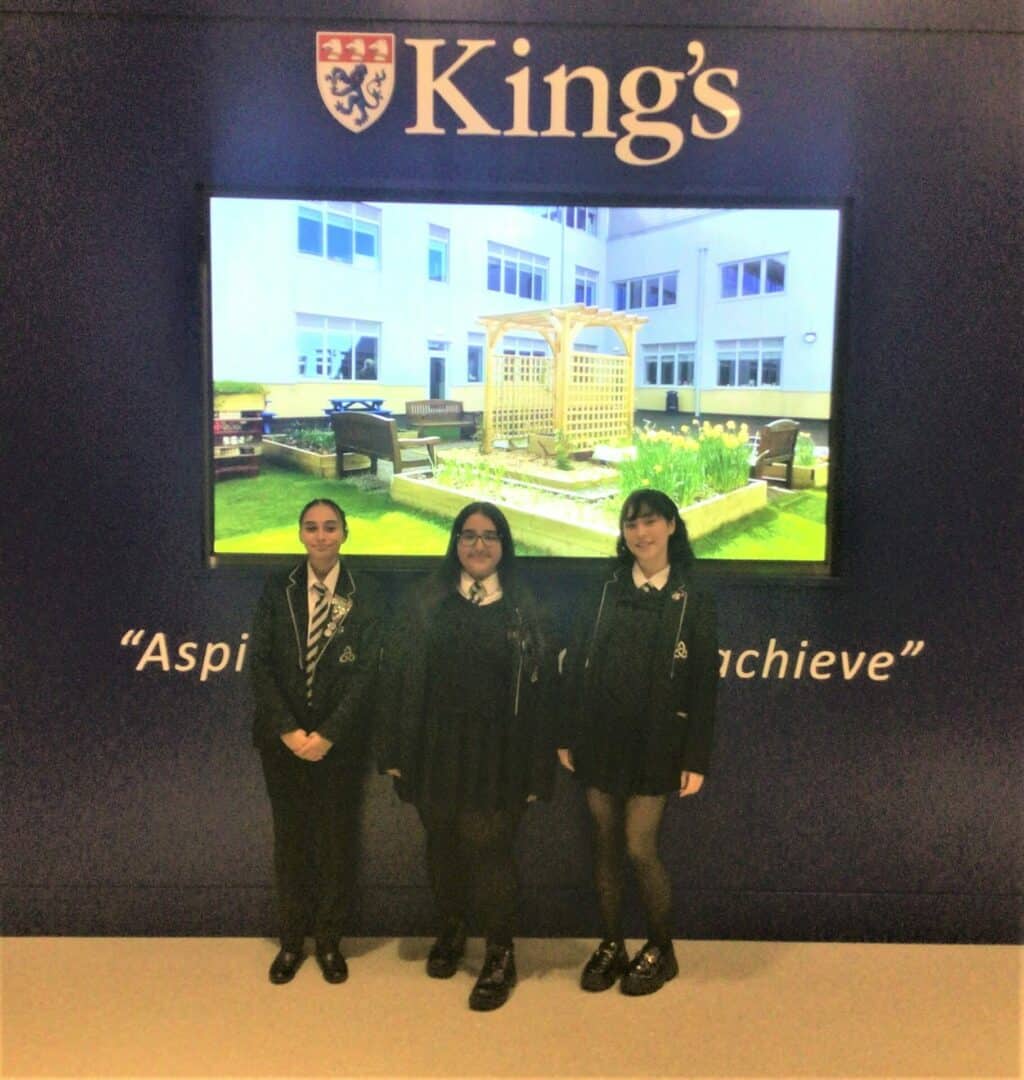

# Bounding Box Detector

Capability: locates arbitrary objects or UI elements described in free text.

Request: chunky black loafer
[468,944,517,1011]
[580,938,630,992]
[621,941,678,996]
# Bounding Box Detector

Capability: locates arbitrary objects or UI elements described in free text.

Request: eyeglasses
[457,530,501,545]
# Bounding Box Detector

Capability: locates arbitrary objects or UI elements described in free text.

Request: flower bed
[390,473,767,557]
[618,420,752,506]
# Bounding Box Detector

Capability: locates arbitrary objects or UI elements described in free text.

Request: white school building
[211,199,839,422]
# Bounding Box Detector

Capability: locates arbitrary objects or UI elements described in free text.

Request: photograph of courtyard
[209,200,839,562]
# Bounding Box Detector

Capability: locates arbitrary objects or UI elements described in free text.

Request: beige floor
[1,937,1020,1079]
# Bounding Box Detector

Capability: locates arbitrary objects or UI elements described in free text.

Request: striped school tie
[469,581,485,604]
[306,582,329,701]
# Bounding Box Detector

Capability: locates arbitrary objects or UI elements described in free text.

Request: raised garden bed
[263,438,370,478]
[761,462,830,489]
[390,473,768,557]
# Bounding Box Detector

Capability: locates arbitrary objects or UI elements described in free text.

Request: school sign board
[2,2,1021,942]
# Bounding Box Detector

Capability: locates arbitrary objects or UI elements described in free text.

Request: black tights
[585,788,671,946]
[419,805,523,947]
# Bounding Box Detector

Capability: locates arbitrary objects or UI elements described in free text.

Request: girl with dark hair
[250,499,381,986]
[377,502,554,1011]
[558,488,718,995]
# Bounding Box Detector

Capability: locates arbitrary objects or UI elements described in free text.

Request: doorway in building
[428,340,448,399]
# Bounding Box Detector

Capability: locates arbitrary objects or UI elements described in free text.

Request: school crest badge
[316,32,395,132]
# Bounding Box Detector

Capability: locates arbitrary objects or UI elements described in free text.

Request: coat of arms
[316,32,395,133]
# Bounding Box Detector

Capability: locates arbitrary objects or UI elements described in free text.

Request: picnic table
[325,397,391,417]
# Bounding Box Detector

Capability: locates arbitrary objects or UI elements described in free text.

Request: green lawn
[215,465,828,561]
[692,489,828,560]
[214,468,454,555]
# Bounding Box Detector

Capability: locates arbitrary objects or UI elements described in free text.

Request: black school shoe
[426,921,467,979]
[621,940,678,995]
[468,944,517,1011]
[580,938,630,992]
[268,947,304,985]
[315,944,349,984]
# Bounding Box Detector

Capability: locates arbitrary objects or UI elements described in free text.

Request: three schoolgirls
[252,490,716,1006]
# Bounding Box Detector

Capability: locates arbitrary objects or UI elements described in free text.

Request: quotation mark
[120,629,146,647]
[900,640,925,657]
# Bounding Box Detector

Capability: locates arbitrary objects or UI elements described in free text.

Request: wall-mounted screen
[207,195,842,569]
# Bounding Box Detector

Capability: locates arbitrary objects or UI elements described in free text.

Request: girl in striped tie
[250,499,383,986]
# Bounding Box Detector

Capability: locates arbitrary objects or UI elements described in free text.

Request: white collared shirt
[459,570,503,606]
[307,561,341,639]
[632,562,670,592]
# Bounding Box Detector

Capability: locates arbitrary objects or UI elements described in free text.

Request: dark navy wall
[3,2,1021,941]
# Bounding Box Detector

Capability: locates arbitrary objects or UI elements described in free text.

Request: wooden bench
[405,399,476,439]
[331,412,439,477]
[750,418,799,488]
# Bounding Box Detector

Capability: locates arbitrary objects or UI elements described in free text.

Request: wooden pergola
[477,305,648,453]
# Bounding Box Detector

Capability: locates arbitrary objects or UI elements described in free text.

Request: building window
[720,255,786,299]
[715,338,783,387]
[428,225,449,283]
[296,314,380,380]
[500,334,548,358]
[575,266,598,306]
[467,335,484,383]
[487,243,548,301]
[499,334,548,356]
[565,206,598,234]
[297,203,381,268]
[612,271,679,311]
[642,342,695,386]
[298,207,323,255]
[538,206,598,235]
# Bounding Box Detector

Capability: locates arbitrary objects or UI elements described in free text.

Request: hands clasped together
[281,728,334,762]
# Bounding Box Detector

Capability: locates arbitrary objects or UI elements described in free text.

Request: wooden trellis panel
[561,350,632,448]
[490,352,554,437]
[479,305,646,452]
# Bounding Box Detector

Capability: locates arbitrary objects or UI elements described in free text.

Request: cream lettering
[404,38,501,135]
[717,641,926,682]
[401,37,741,165]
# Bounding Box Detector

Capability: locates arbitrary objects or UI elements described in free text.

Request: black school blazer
[561,564,719,777]
[250,561,382,750]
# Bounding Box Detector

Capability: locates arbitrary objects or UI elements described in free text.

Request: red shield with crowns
[316,32,395,133]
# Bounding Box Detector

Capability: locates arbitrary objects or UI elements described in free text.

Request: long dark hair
[615,488,694,569]
[418,501,544,654]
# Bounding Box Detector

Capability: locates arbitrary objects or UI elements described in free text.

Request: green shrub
[795,432,816,467]
[212,380,266,395]
[617,420,751,507]
[291,427,335,453]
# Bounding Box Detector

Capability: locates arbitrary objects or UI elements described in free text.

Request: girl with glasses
[377,501,554,1010]
[558,488,718,995]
